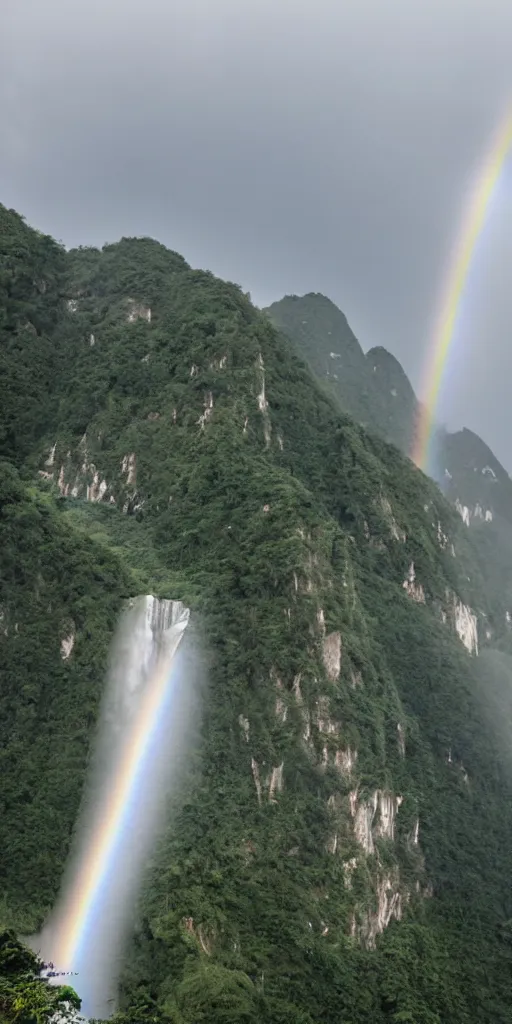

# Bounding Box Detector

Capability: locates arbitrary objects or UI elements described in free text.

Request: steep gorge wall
[3,215,512,1022]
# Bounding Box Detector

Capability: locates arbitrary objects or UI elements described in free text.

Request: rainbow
[413,107,512,473]
[53,626,186,971]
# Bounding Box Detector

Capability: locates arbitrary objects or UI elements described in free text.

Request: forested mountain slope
[2,205,512,1023]
[265,290,512,669]
[263,293,417,453]
[264,292,512,521]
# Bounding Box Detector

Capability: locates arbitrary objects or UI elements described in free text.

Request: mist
[3,0,512,467]
[473,647,512,771]
[31,596,203,1020]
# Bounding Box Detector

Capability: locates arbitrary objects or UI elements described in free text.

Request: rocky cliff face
[265,290,512,659]
[441,426,512,525]
[2,205,512,1023]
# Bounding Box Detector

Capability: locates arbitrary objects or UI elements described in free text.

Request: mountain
[2,205,512,1023]
[364,345,418,454]
[441,426,512,524]
[264,291,512,665]
[263,293,417,453]
[265,292,512,528]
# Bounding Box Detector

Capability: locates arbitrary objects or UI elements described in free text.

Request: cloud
[2,0,512,464]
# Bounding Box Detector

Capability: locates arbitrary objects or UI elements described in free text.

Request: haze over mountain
[265,291,512,531]
[3,204,512,1023]
[4,0,512,469]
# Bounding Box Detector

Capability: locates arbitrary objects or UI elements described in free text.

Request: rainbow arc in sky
[413,107,512,473]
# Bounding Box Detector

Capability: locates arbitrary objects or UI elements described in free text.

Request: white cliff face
[437,521,449,549]
[87,471,108,503]
[251,758,262,804]
[209,354,227,370]
[60,629,76,660]
[402,562,425,603]
[45,442,57,467]
[455,500,470,526]
[256,353,271,446]
[453,599,478,655]
[292,674,311,743]
[342,857,358,888]
[322,632,341,681]
[42,436,111,505]
[238,715,250,742]
[375,792,402,841]
[473,503,493,522]
[119,452,141,513]
[269,763,284,802]
[251,758,284,804]
[455,499,493,525]
[126,300,151,323]
[441,588,478,654]
[57,465,67,495]
[351,790,403,853]
[354,792,378,854]
[334,747,357,777]
[359,871,403,949]
[292,673,303,704]
[316,695,337,735]
[397,723,405,756]
[326,830,338,855]
[197,392,214,429]
[274,679,287,723]
[409,818,420,847]
[380,496,406,542]
[349,788,359,817]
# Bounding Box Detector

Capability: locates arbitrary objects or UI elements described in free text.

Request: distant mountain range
[264,291,512,531]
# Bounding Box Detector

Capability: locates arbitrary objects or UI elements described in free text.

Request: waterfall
[33,595,199,1021]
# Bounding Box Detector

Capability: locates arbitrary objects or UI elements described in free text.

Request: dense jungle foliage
[2,203,512,1023]
[0,929,80,1023]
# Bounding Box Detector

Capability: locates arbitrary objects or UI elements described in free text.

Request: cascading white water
[33,595,200,1021]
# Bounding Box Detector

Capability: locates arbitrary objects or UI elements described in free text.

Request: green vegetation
[264,292,417,451]
[2,203,512,1022]
[0,930,80,1023]
[264,291,512,522]
[0,463,132,928]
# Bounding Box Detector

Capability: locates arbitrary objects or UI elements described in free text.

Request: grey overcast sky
[2,0,512,466]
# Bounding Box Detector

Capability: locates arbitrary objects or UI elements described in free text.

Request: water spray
[33,596,200,1020]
